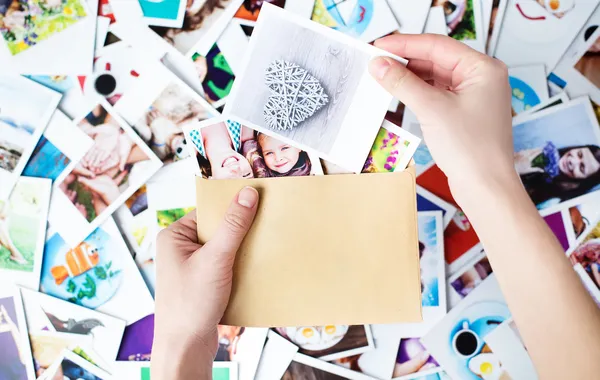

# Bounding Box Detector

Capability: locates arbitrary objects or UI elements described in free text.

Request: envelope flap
[196,169,422,327]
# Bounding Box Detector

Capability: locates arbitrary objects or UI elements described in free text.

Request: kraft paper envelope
[195,167,422,327]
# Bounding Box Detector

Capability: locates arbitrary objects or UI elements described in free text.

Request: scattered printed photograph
[513,98,600,214]
[0,0,88,55]
[186,117,322,178]
[275,325,374,361]
[0,177,50,289]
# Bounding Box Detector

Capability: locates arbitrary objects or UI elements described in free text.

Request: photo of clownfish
[41,227,122,309]
[50,242,100,285]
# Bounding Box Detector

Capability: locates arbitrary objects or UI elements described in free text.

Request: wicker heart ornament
[263,60,329,131]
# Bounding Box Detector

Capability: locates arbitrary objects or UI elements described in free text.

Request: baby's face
[260,136,301,174]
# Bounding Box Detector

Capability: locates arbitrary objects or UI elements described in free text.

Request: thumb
[369,57,446,117]
[202,186,259,260]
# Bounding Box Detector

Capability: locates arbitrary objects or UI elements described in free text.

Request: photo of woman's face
[559,147,600,179]
[260,136,301,174]
[210,150,254,179]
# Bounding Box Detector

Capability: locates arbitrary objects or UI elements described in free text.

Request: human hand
[151,187,259,379]
[117,133,134,171]
[78,174,121,205]
[84,123,121,173]
[369,34,515,203]
[514,149,545,175]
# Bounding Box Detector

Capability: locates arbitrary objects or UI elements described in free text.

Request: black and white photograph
[223,3,397,172]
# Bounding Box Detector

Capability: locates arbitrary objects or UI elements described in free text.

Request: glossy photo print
[40,218,154,324]
[393,338,441,379]
[49,101,162,247]
[192,44,236,107]
[20,287,126,365]
[275,325,375,362]
[361,120,420,174]
[224,3,397,172]
[0,286,36,380]
[282,352,374,380]
[493,0,599,69]
[568,217,600,292]
[575,29,600,89]
[422,276,511,380]
[431,0,485,51]
[512,98,600,215]
[311,0,400,43]
[114,63,218,165]
[0,177,50,289]
[139,0,186,28]
[508,64,549,115]
[42,349,110,380]
[22,110,94,183]
[395,212,447,338]
[0,75,60,200]
[150,0,243,56]
[185,117,323,178]
[0,0,88,55]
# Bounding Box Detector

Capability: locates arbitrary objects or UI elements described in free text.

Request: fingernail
[238,187,258,208]
[369,57,391,80]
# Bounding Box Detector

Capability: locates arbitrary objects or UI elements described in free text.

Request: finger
[162,210,199,246]
[374,34,485,83]
[374,34,483,70]
[369,57,450,117]
[201,187,259,261]
[406,59,454,87]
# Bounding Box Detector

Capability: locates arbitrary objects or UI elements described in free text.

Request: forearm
[452,170,600,379]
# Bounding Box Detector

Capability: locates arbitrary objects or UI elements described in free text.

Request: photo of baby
[574,26,600,89]
[59,104,157,224]
[134,82,215,164]
[186,118,319,179]
[513,98,600,213]
[0,0,88,55]
[150,0,237,55]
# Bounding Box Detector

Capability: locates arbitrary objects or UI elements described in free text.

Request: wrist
[449,165,526,215]
[151,330,215,380]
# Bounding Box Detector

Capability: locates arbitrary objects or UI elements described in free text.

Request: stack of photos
[223,3,399,172]
[3,2,600,379]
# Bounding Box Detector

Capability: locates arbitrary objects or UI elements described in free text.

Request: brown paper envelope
[195,167,422,327]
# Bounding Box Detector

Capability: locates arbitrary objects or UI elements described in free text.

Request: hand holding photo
[184,116,323,178]
[223,2,400,172]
